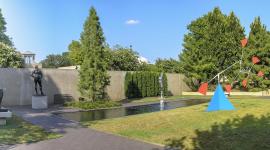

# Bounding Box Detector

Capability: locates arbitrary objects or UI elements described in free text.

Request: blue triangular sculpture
[206,84,235,112]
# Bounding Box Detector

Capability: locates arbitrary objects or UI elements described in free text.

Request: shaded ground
[88,98,270,149]
[0,116,59,149]
[165,114,270,150]
[6,106,163,150]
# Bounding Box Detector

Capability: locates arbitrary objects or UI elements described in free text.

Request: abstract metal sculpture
[197,38,263,111]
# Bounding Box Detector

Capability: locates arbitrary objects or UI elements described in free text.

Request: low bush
[249,88,263,92]
[64,100,121,110]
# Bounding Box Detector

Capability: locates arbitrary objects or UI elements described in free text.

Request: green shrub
[124,71,168,98]
[249,88,263,92]
[64,100,121,110]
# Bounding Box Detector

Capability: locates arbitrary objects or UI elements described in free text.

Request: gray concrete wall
[107,71,126,100]
[0,68,80,106]
[0,69,188,106]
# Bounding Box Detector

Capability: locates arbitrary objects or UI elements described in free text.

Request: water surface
[55,99,208,122]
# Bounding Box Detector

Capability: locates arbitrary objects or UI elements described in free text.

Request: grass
[84,96,270,150]
[124,95,255,104]
[64,100,121,110]
[0,116,61,145]
[122,95,208,104]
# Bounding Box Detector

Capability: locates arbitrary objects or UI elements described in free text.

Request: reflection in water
[56,99,208,122]
[160,99,165,111]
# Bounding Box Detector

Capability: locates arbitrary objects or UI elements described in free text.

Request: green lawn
[84,96,270,150]
[0,116,61,145]
[124,95,258,104]
[123,95,210,104]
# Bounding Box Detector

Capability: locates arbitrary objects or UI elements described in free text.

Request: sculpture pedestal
[32,96,48,109]
[0,108,12,125]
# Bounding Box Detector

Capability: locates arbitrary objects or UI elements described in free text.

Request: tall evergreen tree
[179,7,245,90]
[79,7,110,101]
[242,17,270,90]
[0,9,13,46]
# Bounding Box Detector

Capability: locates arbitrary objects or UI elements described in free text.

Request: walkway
[6,106,163,150]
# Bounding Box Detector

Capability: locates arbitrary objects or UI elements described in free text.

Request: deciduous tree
[41,52,73,68]
[68,40,83,65]
[0,42,23,68]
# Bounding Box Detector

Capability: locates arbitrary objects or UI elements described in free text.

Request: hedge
[125,71,168,98]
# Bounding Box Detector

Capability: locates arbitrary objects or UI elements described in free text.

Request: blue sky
[0,0,270,63]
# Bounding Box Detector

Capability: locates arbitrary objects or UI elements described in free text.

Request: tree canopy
[179,7,245,90]
[68,40,83,65]
[241,17,270,90]
[0,42,23,68]
[155,58,181,73]
[0,9,13,46]
[109,45,141,71]
[41,52,73,68]
[79,7,110,101]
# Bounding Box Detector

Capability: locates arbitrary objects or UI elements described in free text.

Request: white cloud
[125,19,140,25]
[138,56,149,64]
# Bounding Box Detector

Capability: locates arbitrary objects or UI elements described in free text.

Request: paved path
[6,106,163,150]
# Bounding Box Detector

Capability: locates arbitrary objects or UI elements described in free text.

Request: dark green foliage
[0,9,22,68]
[155,58,181,73]
[0,43,23,68]
[155,73,160,95]
[68,40,83,65]
[138,63,159,72]
[137,72,143,97]
[124,71,168,98]
[133,72,140,97]
[241,17,270,90]
[109,45,141,71]
[146,73,151,96]
[64,100,121,110]
[124,72,137,98]
[0,9,13,46]
[124,72,130,97]
[79,7,110,101]
[141,72,147,97]
[162,74,168,96]
[149,74,155,96]
[179,7,245,91]
[41,52,73,68]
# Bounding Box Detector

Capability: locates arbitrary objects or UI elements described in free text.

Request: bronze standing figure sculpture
[31,65,44,96]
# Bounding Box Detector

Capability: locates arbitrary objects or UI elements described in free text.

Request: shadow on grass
[0,116,61,145]
[165,114,270,150]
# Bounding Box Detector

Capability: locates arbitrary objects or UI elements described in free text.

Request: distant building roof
[21,51,35,55]
[58,66,80,70]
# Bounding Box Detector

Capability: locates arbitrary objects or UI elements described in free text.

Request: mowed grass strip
[0,116,61,145]
[125,95,264,104]
[84,97,270,150]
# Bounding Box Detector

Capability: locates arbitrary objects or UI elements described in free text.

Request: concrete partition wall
[0,68,81,106]
[0,68,188,106]
[107,71,126,100]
